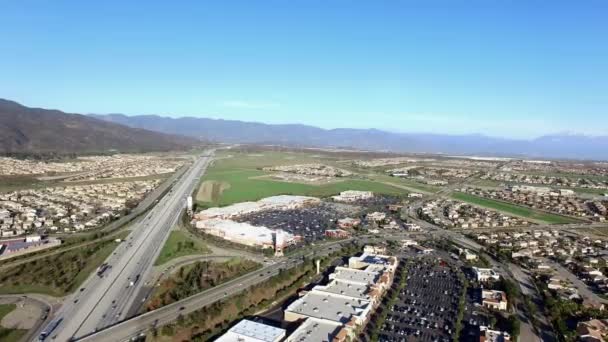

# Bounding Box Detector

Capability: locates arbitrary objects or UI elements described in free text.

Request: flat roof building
[284,291,371,325]
[285,318,344,342]
[215,319,286,342]
[313,279,371,301]
[473,267,501,282]
[330,267,380,286]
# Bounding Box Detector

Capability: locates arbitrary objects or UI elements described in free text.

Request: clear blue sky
[1,1,606,138]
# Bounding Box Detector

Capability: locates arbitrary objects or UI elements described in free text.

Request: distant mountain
[91,113,608,160]
[0,99,197,155]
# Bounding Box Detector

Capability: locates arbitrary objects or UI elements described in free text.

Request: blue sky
[1,1,606,138]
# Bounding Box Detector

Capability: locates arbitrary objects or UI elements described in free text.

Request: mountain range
[0,99,197,155]
[91,113,608,161]
[1,98,605,160]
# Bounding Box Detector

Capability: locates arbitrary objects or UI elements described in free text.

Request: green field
[451,192,581,224]
[155,230,212,266]
[367,174,441,194]
[0,304,28,342]
[199,152,409,206]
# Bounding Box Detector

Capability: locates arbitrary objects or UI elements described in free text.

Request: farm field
[198,152,409,206]
[155,230,211,266]
[451,192,581,224]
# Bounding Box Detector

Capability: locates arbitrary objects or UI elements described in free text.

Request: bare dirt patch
[0,300,41,330]
[196,180,231,202]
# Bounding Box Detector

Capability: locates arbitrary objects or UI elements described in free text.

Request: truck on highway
[38,317,63,341]
[128,274,141,287]
[97,263,111,277]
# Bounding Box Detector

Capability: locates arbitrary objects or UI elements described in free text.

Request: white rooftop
[198,219,275,245]
[313,280,371,300]
[198,195,319,219]
[215,319,286,342]
[285,291,370,324]
[286,318,343,342]
[330,266,380,286]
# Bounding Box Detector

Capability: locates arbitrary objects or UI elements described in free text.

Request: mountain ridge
[0,99,198,155]
[91,112,608,160]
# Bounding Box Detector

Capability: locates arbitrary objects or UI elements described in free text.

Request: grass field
[0,231,129,297]
[367,174,441,193]
[451,192,581,224]
[155,230,211,266]
[0,304,28,342]
[199,152,409,206]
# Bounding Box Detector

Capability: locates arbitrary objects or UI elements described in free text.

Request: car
[179,306,185,311]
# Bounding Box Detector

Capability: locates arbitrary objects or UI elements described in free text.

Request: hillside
[0,99,197,155]
[92,113,608,160]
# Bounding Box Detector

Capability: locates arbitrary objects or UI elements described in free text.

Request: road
[77,238,350,342]
[544,258,608,306]
[37,151,214,342]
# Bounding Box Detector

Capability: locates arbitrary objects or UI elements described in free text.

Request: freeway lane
[77,238,356,342]
[38,151,214,342]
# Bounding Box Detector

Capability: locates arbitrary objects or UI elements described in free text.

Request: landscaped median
[146,258,261,311]
[451,192,582,224]
[154,230,211,266]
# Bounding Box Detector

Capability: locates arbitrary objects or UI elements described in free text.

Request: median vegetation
[149,242,360,341]
[147,258,261,310]
[0,232,127,296]
[154,230,211,266]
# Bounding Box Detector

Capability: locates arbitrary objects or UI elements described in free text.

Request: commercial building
[195,219,293,249]
[284,291,371,325]
[577,319,608,342]
[215,319,286,342]
[285,317,346,342]
[195,195,320,220]
[284,249,397,340]
[325,229,350,239]
[331,191,373,202]
[481,289,508,311]
[479,326,511,342]
[473,267,501,282]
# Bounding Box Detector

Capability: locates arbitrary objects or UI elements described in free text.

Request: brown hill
[0,99,197,155]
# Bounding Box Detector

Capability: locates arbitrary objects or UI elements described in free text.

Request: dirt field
[0,299,41,330]
[196,180,231,202]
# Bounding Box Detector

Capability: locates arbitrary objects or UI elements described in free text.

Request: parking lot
[234,202,353,243]
[377,256,464,342]
[460,286,492,341]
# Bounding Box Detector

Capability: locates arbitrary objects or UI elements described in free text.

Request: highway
[77,239,350,342]
[37,151,214,342]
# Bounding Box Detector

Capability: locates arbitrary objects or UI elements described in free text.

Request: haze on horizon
[1,0,606,139]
